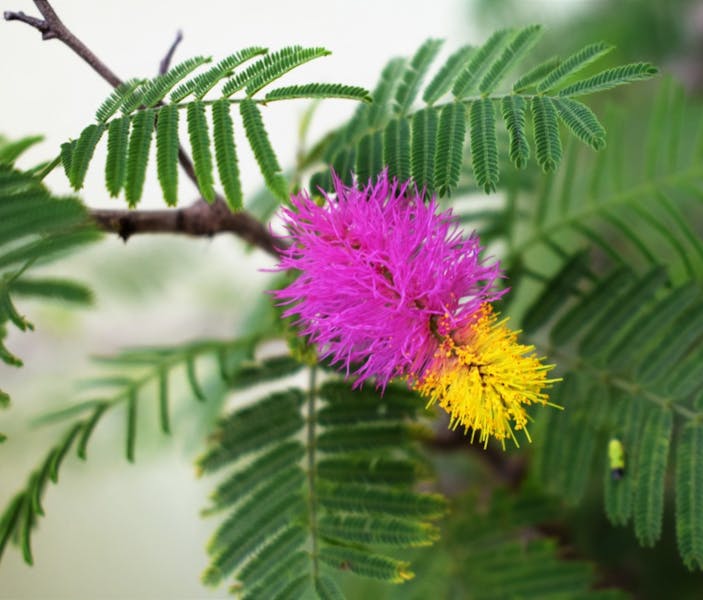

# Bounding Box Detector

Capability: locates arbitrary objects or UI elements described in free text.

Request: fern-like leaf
[264,83,372,103]
[104,117,130,197]
[470,98,499,193]
[531,95,562,171]
[212,99,243,211]
[501,95,529,168]
[478,24,543,94]
[554,97,606,150]
[433,102,466,195]
[239,99,288,201]
[558,62,658,97]
[536,41,613,92]
[187,100,216,202]
[155,103,180,205]
[124,108,155,206]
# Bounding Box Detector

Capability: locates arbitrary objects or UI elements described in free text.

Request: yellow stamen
[414,304,560,448]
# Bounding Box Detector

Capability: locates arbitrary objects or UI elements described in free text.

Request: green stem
[306,365,320,580]
[35,154,62,181]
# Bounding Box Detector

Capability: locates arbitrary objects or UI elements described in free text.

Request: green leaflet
[95,78,143,122]
[355,131,384,184]
[239,98,288,201]
[634,407,673,547]
[433,102,466,196]
[211,99,243,211]
[105,117,130,197]
[423,44,474,104]
[155,103,180,205]
[676,411,703,570]
[141,56,211,107]
[69,123,105,190]
[512,55,561,92]
[554,97,606,150]
[187,100,216,202]
[318,545,413,583]
[452,28,513,98]
[124,108,155,206]
[501,95,529,168]
[536,41,613,93]
[470,98,499,193]
[172,48,268,102]
[478,24,543,94]
[558,62,659,97]
[265,83,372,103]
[383,118,411,182]
[531,96,562,171]
[411,107,438,187]
[395,38,443,114]
[367,58,407,129]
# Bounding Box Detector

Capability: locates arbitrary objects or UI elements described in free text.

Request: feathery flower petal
[414,304,560,448]
[273,170,503,388]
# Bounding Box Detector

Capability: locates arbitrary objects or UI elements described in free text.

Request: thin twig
[159,30,183,75]
[5,1,284,257]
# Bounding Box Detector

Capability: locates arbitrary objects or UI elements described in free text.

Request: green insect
[608,438,625,480]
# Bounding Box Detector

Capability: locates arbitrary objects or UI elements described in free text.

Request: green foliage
[379,489,627,599]
[0,161,98,409]
[308,27,656,196]
[0,335,264,564]
[59,46,369,209]
[199,374,444,597]
[525,261,703,567]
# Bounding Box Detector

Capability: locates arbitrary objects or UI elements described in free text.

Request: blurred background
[0,0,700,597]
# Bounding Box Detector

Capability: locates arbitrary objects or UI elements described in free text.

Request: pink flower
[272,170,504,389]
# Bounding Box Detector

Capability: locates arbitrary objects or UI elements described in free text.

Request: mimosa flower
[413,304,560,447]
[273,171,503,389]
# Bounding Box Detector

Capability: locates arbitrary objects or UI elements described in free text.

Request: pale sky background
[0,1,582,598]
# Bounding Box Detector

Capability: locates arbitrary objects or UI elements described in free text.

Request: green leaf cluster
[309,26,656,195]
[61,48,370,209]
[0,155,98,411]
[199,372,444,598]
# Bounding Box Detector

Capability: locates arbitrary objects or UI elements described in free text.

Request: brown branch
[159,30,183,75]
[90,200,281,255]
[5,1,284,258]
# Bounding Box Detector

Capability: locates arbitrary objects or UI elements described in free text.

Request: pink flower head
[272,170,504,389]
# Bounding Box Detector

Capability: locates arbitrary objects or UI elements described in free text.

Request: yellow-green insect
[608,438,625,480]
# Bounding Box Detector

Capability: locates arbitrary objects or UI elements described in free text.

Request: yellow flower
[414,304,560,448]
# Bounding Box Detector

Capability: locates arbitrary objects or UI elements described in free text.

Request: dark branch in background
[4,1,283,258]
[159,30,183,75]
[91,200,280,253]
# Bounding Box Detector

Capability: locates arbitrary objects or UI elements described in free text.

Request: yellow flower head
[413,304,560,448]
